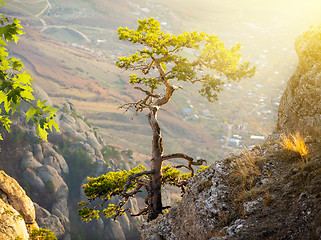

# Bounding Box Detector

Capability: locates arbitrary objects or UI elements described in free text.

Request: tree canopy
[0,1,59,141]
[79,17,255,222]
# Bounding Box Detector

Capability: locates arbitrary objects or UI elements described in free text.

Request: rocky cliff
[276,25,321,136]
[0,85,141,239]
[141,26,321,240]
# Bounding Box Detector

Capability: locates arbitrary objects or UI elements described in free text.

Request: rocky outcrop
[0,171,38,240]
[0,198,30,240]
[141,140,321,240]
[276,25,321,136]
[0,85,141,239]
[141,161,231,240]
[18,140,70,239]
[0,171,36,225]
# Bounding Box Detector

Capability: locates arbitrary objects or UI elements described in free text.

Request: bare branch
[134,86,161,98]
[162,153,193,161]
[119,96,150,113]
[122,170,156,195]
[162,153,207,176]
[142,59,155,75]
[123,181,148,198]
[130,207,149,217]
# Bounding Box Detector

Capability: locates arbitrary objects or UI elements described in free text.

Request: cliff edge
[141,26,321,240]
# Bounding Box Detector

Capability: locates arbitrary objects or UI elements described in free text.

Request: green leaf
[48,118,60,132]
[36,124,48,142]
[25,106,38,122]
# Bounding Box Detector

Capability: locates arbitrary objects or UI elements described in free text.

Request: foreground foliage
[79,17,255,222]
[0,1,59,141]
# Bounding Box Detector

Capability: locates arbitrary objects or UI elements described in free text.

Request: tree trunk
[147,106,163,221]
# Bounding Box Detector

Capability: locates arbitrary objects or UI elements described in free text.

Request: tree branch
[122,170,156,195]
[119,96,150,113]
[162,153,207,176]
[142,59,155,75]
[123,181,148,198]
[130,207,149,217]
[134,86,161,98]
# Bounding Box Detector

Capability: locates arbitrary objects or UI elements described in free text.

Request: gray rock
[75,117,90,132]
[55,153,69,174]
[44,156,61,174]
[42,143,57,158]
[52,199,69,219]
[33,144,44,163]
[104,219,126,240]
[86,131,102,156]
[36,166,66,194]
[36,213,65,239]
[118,214,131,236]
[34,203,51,219]
[22,169,45,190]
[20,151,42,170]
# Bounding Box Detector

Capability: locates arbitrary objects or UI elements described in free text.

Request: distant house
[250,135,265,140]
[182,108,192,117]
[232,134,242,139]
[202,109,211,117]
[229,138,241,147]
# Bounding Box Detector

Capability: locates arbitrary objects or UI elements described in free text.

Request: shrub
[45,180,55,193]
[30,228,57,240]
[280,133,308,161]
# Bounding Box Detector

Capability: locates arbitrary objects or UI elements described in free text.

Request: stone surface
[20,151,42,170]
[0,198,29,240]
[104,219,126,240]
[22,169,45,190]
[36,165,66,194]
[0,171,36,224]
[276,25,321,136]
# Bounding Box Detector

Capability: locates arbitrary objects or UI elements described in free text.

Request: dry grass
[232,150,262,188]
[280,133,308,162]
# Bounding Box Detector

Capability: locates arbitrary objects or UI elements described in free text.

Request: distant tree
[0,1,59,141]
[79,17,255,222]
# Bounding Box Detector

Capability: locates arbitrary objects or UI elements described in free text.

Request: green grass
[43,28,85,43]
[6,0,48,16]
[74,27,102,36]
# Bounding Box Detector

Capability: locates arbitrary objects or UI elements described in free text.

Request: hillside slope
[140,26,321,240]
[5,0,319,161]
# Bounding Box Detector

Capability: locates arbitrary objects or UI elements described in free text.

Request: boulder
[36,165,66,194]
[0,171,36,224]
[43,144,69,174]
[22,169,45,191]
[86,131,103,155]
[20,151,42,170]
[44,156,61,174]
[34,203,66,239]
[55,153,69,174]
[33,144,44,163]
[36,212,65,239]
[0,198,29,240]
[75,117,91,132]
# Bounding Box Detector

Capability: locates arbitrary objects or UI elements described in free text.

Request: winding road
[34,0,91,42]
